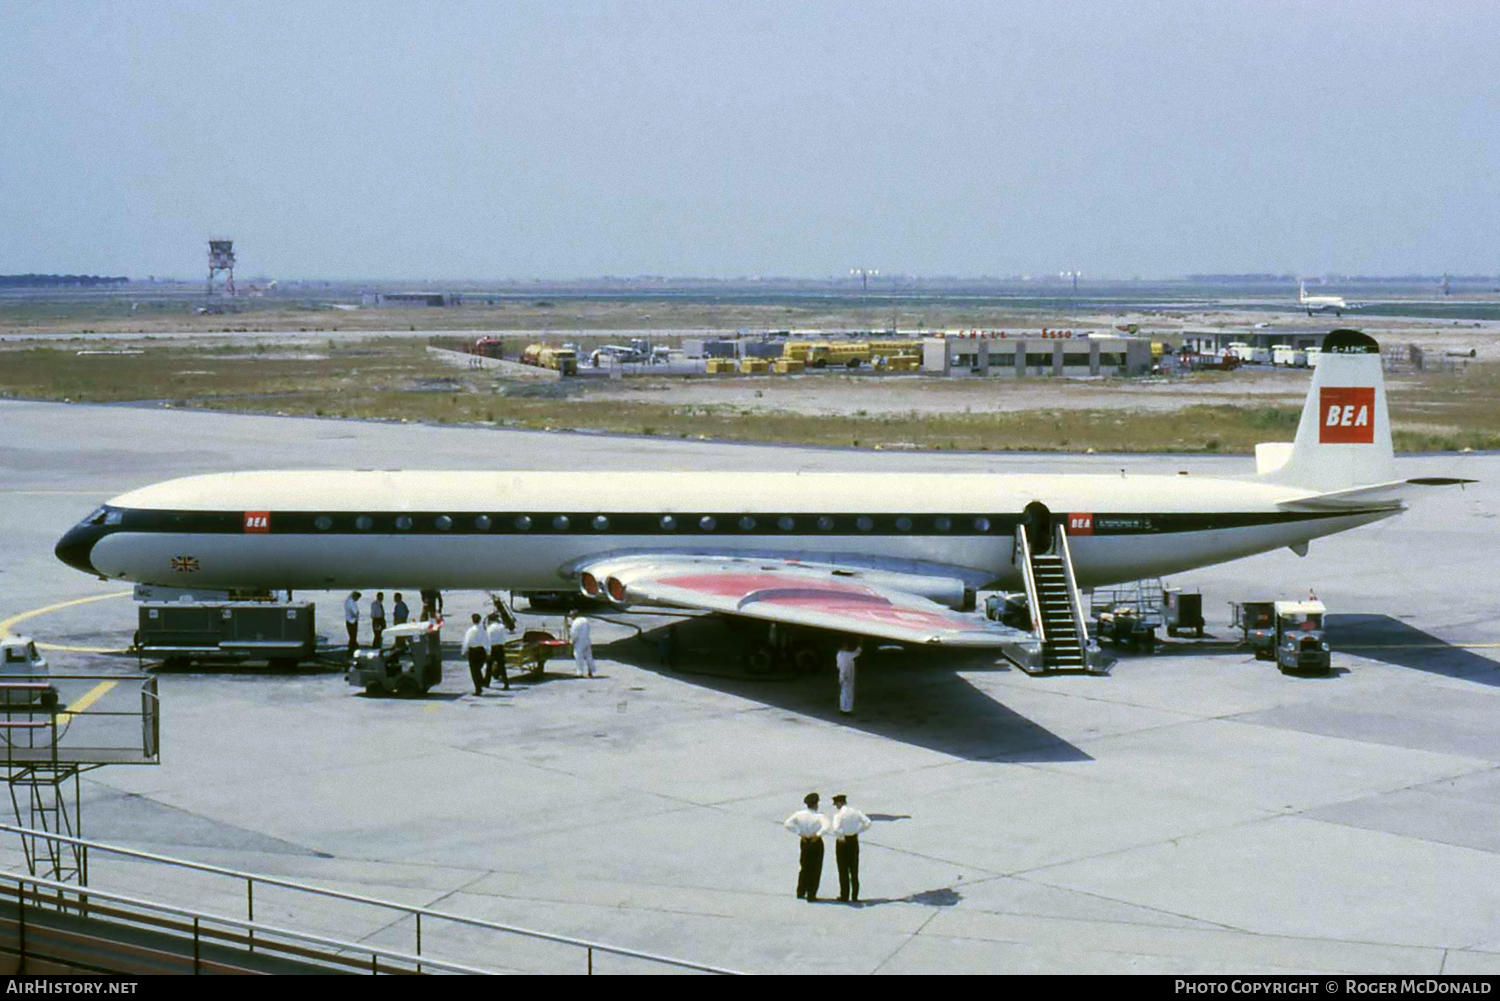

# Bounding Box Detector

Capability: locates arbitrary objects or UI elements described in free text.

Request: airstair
[1015,522,1095,674]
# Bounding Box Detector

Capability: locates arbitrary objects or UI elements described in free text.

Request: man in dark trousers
[370,591,387,649]
[462,613,488,695]
[829,793,872,903]
[343,591,362,655]
[783,792,829,901]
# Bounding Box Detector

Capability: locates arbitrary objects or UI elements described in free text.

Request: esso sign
[1319,387,1375,444]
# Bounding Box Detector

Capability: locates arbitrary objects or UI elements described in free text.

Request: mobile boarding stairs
[1006,521,1111,676]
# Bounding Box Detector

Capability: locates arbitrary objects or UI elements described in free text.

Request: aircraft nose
[54,523,103,576]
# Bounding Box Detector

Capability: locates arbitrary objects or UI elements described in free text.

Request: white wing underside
[577,554,1025,648]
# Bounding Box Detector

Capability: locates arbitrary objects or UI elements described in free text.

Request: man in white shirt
[836,638,860,714]
[343,591,362,655]
[571,614,594,678]
[829,793,872,903]
[486,613,511,690]
[783,793,830,901]
[462,613,489,695]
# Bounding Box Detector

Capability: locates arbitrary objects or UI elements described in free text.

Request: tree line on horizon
[0,274,130,288]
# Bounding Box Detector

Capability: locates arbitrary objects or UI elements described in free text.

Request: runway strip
[0,591,131,653]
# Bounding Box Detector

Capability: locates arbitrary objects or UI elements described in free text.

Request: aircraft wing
[576,554,1023,648]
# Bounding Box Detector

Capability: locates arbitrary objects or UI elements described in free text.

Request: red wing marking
[656,571,972,633]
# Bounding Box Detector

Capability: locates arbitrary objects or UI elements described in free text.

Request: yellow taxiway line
[56,680,118,725]
[0,591,132,654]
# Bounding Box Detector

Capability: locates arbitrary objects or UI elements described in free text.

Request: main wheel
[745,646,776,675]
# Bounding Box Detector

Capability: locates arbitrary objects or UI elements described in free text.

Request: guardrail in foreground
[0,824,740,975]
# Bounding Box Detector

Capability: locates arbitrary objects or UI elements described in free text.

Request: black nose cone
[55,524,103,576]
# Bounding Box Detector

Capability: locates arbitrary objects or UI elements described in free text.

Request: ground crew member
[420,588,443,621]
[463,614,488,695]
[486,613,510,690]
[370,591,387,649]
[344,591,362,654]
[571,613,595,677]
[836,637,860,714]
[784,793,829,901]
[829,793,872,903]
[393,594,411,657]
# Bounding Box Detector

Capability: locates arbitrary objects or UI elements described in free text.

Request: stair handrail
[1054,523,1092,661]
[0,823,739,976]
[1015,524,1046,640]
[0,869,491,975]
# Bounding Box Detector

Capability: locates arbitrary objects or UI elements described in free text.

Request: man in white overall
[836,637,860,714]
[571,613,595,678]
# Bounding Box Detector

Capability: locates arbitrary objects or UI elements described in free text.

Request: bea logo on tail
[1319,387,1375,443]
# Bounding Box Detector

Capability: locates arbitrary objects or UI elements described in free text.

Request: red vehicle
[473,337,505,359]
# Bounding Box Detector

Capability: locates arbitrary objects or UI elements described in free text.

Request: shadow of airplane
[600,617,1090,764]
[1328,614,1500,684]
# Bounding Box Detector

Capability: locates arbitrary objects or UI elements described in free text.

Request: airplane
[54,330,1468,656]
[1298,281,1356,316]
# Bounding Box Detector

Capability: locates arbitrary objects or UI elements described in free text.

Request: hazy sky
[2,1,1496,279]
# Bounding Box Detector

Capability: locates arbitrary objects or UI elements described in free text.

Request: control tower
[207,239,235,296]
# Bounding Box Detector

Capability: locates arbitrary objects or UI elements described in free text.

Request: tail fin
[1262,329,1396,491]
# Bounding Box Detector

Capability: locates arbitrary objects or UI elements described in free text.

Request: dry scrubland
[0,296,1073,336]
[2,335,1497,454]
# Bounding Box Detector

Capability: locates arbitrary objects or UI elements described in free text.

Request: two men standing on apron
[784,792,871,903]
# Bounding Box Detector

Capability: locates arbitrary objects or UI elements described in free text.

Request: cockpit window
[85,507,107,526]
[104,510,123,525]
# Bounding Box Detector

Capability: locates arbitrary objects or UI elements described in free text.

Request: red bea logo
[1067,512,1094,535]
[1318,387,1375,444]
[243,511,270,533]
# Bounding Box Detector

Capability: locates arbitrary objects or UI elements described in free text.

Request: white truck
[1,634,54,708]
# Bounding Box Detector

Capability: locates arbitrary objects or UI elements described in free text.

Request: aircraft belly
[1067,510,1396,588]
[90,532,1010,591]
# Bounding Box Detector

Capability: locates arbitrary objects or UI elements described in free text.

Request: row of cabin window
[308,514,997,533]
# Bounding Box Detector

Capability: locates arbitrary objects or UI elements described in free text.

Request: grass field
[4,338,1497,454]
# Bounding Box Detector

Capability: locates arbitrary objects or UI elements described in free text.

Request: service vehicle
[1094,602,1158,651]
[134,600,316,669]
[1164,587,1205,637]
[1232,600,1278,659]
[504,629,571,677]
[521,344,578,376]
[0,634,53,708]
[346,622,443,696]
[1272,599,1331,674]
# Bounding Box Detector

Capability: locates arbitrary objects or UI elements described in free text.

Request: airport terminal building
[921,330,1153,377]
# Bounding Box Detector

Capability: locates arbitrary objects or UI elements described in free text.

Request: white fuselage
[60,469,1401,594]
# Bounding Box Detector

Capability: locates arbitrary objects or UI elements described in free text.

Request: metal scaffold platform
[0,676,160,886]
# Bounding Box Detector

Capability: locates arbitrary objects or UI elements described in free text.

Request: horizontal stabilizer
[1278,477,1475,511]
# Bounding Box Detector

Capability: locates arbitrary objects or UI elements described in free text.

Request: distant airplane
[1298,281,1355,316]
[55,330,1468,670]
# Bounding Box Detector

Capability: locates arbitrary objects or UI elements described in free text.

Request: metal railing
[1015,525,1046,639]
[0,869,491,975]
[0,824,739,975]
[0,675,160,767]
[1054,525,1093,658]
